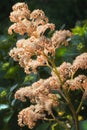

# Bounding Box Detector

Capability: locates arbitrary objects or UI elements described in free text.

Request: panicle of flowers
[8,2,87,130]
[14,57,87,128]
[51,30,72,48]
[9,36,49,74]
[65,75,87,90]
[8,2,72,74]
[72,53,87,72]
[18,105,46,129]
[51,62,72,82]
[10,2,30,23]
[8,2,54,37]
[15,77,59,107]
[15,77,59,128]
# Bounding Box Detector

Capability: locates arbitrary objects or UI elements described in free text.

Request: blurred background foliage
[0,0,87,130]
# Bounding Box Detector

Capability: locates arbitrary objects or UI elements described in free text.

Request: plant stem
[50,112,69,130]
[46,56,80,130]
[50,60,63,85]
[64,90,79,130]
[51,61,80,130]
[76,96,83,114]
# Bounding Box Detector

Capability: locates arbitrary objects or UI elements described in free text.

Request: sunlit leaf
[77,43,84,50]
[0,90,7,98]
[0,104,9,111]
[56,47,67,57]
[52,123,58,130]
[24,75,34,83]
[23,73,39,86]
[2,62,10,70]
[0,87,5,92]
[4,65,19,79]
[72,26,86,36]
[52,123,64,130]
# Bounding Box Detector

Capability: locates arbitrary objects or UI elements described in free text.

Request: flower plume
[8,2,87,129]
[9,2,72,74]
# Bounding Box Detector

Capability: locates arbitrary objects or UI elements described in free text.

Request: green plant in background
[3,2,87,130]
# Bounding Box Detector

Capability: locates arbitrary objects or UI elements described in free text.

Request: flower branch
[8,2,87,130]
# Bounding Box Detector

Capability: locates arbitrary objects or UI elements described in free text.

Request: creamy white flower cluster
[8,2,72,74]
[8,2,87,129]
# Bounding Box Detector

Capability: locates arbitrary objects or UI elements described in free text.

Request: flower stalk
[52,62,80,130]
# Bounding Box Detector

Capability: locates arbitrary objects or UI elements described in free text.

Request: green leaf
[10,84,18,92]
[4,65,19,79]
[56,47,67,57]
[0,104,9,111]
[24,75,34,83]
[52,123,64,130]
[2,62,10,70]
[0,35,8,44]
[52,123,58,130]
[0,90,7,98]
[23,73,39,86]
[3,111,14,123]
[36,122,50,130]
[0,87,6,93]
[72,26,86,36]
[79,120,87,130]
[37,66,51,79]
[71,120,87,130]
[0,35,11,50]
